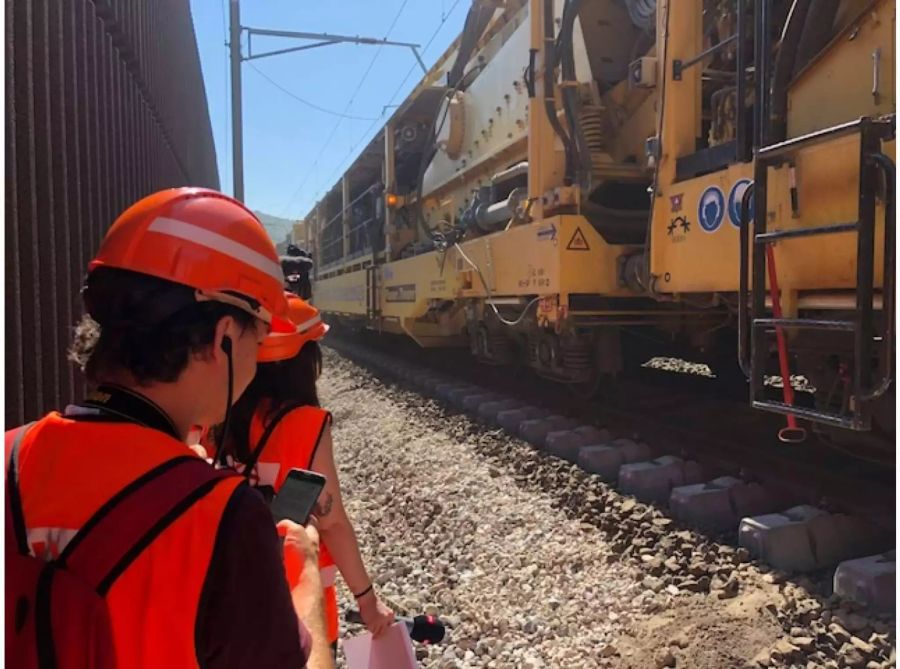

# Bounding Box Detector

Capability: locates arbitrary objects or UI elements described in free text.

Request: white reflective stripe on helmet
[149,216,284,283]
[320,564,338,588]
[297,314,322,334]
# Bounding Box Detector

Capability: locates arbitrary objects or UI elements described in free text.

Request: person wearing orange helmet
[5,188,333,668]
[214,292,396,657]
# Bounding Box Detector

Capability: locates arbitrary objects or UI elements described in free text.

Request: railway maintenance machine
[308,0,895,451]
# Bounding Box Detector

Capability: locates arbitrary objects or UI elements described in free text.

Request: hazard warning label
[566,227,590,251]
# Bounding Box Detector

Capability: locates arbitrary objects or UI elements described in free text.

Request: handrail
[861,152,895,400]
[672,33,737,80]
[319,216,379,263]
[320,183,381,231]
[735,0,750,162]
[737,182,754,378]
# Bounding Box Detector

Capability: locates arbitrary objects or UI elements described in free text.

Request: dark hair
[69,267,258,385]
[222,340,322,463]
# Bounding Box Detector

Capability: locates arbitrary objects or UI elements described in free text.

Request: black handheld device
[269,468,326,525]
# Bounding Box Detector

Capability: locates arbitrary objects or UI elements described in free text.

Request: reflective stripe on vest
[12,413,242,668]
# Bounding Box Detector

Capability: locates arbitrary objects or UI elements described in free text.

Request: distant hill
[254,210,294,243]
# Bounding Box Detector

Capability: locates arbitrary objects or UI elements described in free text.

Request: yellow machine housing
[308,0,895,444]
[646,0,895,441]
[651,0,894,294]
[312,0,676,388]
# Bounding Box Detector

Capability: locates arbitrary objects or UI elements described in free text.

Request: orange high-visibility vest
[11,412,243,668]
[247,405,340,643]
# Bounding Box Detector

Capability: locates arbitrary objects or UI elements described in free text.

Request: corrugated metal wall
[6,0,220,425]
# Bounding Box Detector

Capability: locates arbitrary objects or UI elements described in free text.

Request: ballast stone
[577,438,652,481]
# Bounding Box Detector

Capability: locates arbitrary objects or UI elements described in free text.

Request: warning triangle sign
[566,227,590,251]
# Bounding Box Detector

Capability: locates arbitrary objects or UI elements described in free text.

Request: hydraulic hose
[543,0,576,185]
[622,0,657,31]
[558,0,592,187]
[415,1,496,245]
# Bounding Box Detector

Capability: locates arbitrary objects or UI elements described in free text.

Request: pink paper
[343,622,419,669]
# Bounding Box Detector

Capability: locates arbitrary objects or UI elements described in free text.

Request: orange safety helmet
[89,187,288,322]
[258,293,329,363]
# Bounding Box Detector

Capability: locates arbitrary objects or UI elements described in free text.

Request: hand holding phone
[269,468,327,525]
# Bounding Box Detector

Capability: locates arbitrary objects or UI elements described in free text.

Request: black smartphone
[269,468,327,525]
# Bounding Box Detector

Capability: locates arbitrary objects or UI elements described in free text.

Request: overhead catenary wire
[246,62,381,121]
[281,0,462,216]
[316,117,384,194]
[341,0,412,113]
[383,0,465,108]
[320,20,446,185]
[278,0,414,217]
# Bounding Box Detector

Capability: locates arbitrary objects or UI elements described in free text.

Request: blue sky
[190,0,467,239]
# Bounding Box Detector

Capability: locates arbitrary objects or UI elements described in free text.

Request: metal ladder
[735,0,896,434]
[365,265,380,322]
[738,117,895,431]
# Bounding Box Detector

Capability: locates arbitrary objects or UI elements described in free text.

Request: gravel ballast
[320,348,895,668]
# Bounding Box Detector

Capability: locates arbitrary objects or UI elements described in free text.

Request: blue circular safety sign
[697,186,725,233]
[728,179,754,228]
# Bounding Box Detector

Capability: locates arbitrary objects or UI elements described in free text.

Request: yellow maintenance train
[305,0,895,451]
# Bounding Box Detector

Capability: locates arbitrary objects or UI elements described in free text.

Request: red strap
[7,421,238,595]
[58,457,235,595]
[5,423,30,471]
[764,245,798,425]
[6,424,33,555]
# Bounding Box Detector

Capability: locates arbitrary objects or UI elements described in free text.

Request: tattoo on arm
[314,492,334,517]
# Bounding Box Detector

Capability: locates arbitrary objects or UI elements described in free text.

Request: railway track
[325,327,895,613]
[323,335,896,667]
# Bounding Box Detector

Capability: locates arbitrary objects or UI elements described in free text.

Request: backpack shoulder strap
[6,423,36,555]
[302,408,332,470]
[241,401,310,479]
[57,456,236,595]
